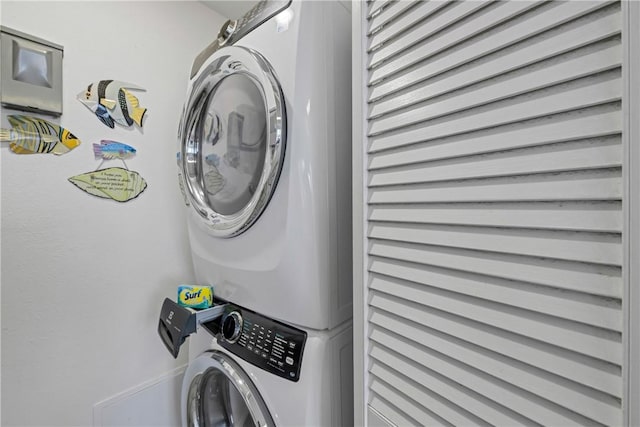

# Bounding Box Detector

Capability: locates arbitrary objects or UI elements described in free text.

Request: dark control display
[202,302,306,382]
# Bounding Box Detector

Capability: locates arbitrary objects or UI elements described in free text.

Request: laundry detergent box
[177,285,213,309]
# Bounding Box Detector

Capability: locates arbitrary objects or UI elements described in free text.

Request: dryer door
[179,46,286,238]
[183,351,274,427]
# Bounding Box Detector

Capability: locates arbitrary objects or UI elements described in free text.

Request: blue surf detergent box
[177,285,213,309]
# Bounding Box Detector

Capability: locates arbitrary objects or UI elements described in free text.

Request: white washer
[181,303,353,426]
[177,0,352,330]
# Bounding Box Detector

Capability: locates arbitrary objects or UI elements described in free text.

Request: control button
[289,341,296,349]
[278,361,284,367]
[217,19,237,46]
[289,372,296,378]
[247,344,253,351]
[261,352,268,359]
[285,356,294,365]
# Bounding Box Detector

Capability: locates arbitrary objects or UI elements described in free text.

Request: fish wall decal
[68,167,147,202]
[0,115,82,155]
[77,80,147,129]
[204,168,225,195]
[0,129,59,154]
[93,140,136,160]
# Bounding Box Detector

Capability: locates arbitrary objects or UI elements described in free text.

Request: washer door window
[180,46,286,237]
[186,352,274,427]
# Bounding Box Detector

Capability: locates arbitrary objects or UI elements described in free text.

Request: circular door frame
[179,46,286,238]
[185,351,275,427]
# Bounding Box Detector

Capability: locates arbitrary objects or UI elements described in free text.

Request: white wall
[0,2,226,426]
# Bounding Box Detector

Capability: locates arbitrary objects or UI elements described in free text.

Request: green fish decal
[68,167,147,202]
[0,128,59,154]
[0,115,81,155]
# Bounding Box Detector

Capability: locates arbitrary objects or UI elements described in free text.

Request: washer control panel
[190,0,292,78]
[202,303,307,382]
[229,0,292,44]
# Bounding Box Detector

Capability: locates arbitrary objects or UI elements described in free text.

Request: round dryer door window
[185,352,274,427]
[180,46,286,237]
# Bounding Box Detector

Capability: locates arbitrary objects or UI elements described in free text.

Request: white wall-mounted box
[0,26,63,116]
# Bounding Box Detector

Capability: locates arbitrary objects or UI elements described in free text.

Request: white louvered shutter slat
[369,258,622,331]
[368,1,541,89]
[369,223,622,265]
[368,239,622,298]
[369,142,622,186]
[369,43,622,122]
[368,171,622,204]
[368,202,623,233]
[369,277,622,365]
[367,1,419,36]
[369,344,538,426]
[369,312,621,426]
[369,324,619,426]
[360,1,625,425]
[369,297,623,398]
[368,1,448,47]
[368,1,492,68]
[369,362,490,427]
[368,1,618,87]
[369,75,621,146]
[370,378,453,426]
[367,0,391,19]
[368,110,622,168]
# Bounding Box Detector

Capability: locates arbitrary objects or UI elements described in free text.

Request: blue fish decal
[205,153,220,167]
[93,140,136,160]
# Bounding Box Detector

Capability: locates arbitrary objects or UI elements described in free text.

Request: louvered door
[354,1,633,425]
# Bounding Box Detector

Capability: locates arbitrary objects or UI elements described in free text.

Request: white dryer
[181,302,353,426]
[177,0,352,330]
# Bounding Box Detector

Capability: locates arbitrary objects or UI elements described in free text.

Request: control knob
[221,311,243,343]
[217,19,237,46]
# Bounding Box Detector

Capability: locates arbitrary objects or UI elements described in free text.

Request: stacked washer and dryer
[173,1,353,425]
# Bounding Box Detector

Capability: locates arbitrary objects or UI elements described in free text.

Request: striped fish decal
[77,80,147,129]
[0,128,59,154]
[1,115,82,155]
